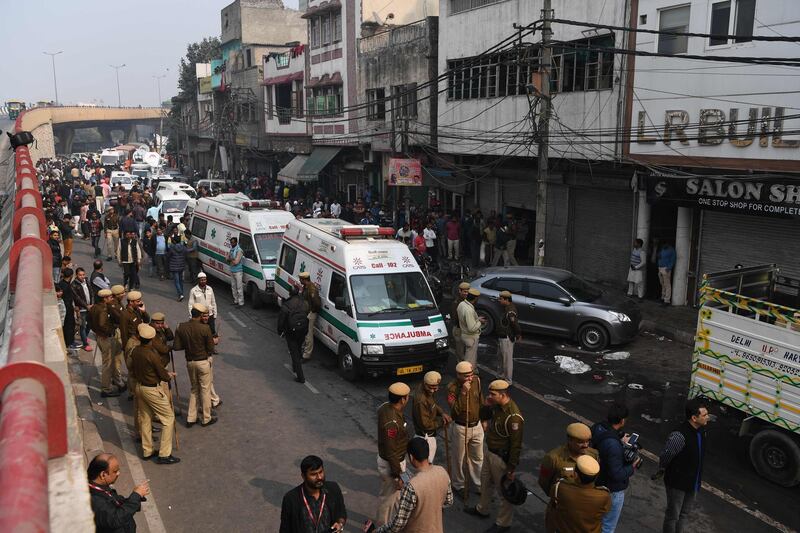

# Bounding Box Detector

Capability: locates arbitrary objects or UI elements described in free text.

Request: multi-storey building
[629,0,800,304]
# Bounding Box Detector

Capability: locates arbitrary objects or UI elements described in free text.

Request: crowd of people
[35,157,710,532]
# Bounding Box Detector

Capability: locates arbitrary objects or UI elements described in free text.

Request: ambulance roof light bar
[240,200,282,210]
[338,225,395,240]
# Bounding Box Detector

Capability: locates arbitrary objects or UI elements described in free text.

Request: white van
[196,179,228,195]
[148,190,192,220]
[190,194,294,307]
[158,182,197,214]
[274,219,448,381]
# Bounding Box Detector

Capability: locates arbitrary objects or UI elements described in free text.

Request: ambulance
[190,194,294,307]
[274,219,449,381]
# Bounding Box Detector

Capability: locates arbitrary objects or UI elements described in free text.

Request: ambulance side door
[323,271,353,351]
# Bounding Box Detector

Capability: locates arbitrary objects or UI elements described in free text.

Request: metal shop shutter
[700,211,800,280]
[570,188,634,285]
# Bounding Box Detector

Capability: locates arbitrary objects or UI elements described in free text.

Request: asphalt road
[69,235,798,533]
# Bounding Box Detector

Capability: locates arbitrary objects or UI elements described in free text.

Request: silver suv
[468,267,641,351]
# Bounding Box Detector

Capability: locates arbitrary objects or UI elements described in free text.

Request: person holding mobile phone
[590,402,641,533]
[88,453,150,532]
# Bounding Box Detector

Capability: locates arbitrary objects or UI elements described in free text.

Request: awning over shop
[263,71,304,86]
[277,154,309,184]
[297,146,341,182]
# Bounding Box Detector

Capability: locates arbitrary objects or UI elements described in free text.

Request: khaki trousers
[498,337,514,383]
[452,326,464,361]
[462,334,480,367]
[230,271,244,305]
[450,421,483,491]
[187,359,212,423]
[97,335,115,393]
[376,456,406,526]
[105,229,119,258]
[137,384,175,458]
[303,312,317,359]
[477,449,515,527]
[659,267,673,303]
[111,335,124,388]
[209,356,221,407]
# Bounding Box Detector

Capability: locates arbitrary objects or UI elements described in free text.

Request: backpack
[288,301,309,334]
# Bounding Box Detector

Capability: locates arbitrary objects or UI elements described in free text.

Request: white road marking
[476,363,794,533]
[283,363,319,394]
[228,312,248,328]
[92,355,168,533]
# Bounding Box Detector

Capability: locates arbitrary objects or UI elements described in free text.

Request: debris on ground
[641,413,662,424]
[544,394,571,403]
[592,374,605,382]
[608,381,621,386]
[603,351,630,361]
[554,355,591,374]
[627,383,644,390]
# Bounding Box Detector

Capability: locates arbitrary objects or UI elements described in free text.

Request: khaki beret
[576,455,600,476]
[197,272,207,278]
[192,303,208,314]
[455,361,473,374]
[499,290,512,299]
[389,382,411,396]
[150,312,166,321]
[111,285,126,295]
[423,371,442,385]
[458,282,471,290]
[489,379,510,391]
[567,422,592,440]
[137,324,156,340]
[468,288,480,297]
[298,272,311,279]
[97,289,112,298]
[127,291,142,301]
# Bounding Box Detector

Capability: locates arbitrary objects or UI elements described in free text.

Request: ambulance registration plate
[397,365,423,376]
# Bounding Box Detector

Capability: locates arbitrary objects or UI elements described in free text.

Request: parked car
[467,266,641,351]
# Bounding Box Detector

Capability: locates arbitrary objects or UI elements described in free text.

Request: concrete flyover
[16,106,164,160]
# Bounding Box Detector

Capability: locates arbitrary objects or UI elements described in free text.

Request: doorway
[647,202,678,300]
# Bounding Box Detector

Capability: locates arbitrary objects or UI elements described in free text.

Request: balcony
[277,107,293,125]
[358,18,430,54]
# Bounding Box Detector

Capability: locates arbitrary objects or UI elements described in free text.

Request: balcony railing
[358,19,429,54]
[277,107,293,125]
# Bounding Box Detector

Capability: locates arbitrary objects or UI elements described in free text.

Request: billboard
[387,158,422,186]
[199,76,212,94]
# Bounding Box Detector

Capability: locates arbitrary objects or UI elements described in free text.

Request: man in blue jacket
[657,241,677,307]
[591,402,641,533]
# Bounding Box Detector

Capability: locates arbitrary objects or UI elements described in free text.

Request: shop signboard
[646,173,800,218]
[199,76,212,94]
[387,158,422,186]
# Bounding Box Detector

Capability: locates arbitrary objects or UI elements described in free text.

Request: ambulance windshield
[254,233,281,264]
[351,272,436,315]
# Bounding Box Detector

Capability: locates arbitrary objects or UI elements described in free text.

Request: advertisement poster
[388,158,422,186]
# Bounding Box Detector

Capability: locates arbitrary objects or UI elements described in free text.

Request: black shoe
[117,383,127,393]
[142,453,155,461]
[484,526,510,533]
[177,295,184,302]
[464,507,490,519]
[213,400,223,408]
[200,417,218,427]
[156,455,181,465]
[106,257,112,261]
[295,376,306,384]
[100,391,120,398]
[185,421,195,428]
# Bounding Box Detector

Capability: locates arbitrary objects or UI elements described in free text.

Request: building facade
[629,0,800,304]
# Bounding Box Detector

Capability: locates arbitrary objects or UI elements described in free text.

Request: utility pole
[534,1,552,266]
[109,64,126,107]
[43,51,63,104]
[153,73,167,154]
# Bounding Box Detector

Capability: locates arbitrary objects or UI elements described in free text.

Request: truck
[690,265,800,487]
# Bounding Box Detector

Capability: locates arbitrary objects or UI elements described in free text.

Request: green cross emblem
[370,333,376,339]
[437,328,442,334]
[210,228,217,239]
[300,261,307,273]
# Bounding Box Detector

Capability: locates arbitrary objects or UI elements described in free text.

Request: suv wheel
[578,322,609,351]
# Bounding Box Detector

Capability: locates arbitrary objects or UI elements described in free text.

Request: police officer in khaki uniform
[451,282,470,361]
[376,382,410,526]
[89,289,123,397]
[412,371,452,463]
[108,285,127,393]
[124,321,143,438]
[299,272,321,361]
[150,312,174,398]
[173,303,216,427]
[447,360,484,496]
[545,455,611,533]
[538,423,600,496]
[120,290,150,349]
[130,324,180,465]
[458,289,484,367]
[496,291,521,384]
[465,380,524,532]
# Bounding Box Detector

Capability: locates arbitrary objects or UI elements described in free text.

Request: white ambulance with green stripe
[190,194,294,307]
[275,219,449,380]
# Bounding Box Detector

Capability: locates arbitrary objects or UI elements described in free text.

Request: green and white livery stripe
[357,315,444,328]
[198,245,263,280]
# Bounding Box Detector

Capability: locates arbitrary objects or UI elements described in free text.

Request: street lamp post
[43,51,63,104]
[109,64,126,107]
[153,73,167,154]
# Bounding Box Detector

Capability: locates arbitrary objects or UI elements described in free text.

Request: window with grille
[307,85,343,116]
[450,0,504,15]
[310,18,320,48]
[391,84,418,119]
[550,34,615,93]
[322,14,331,45]
[446,48,536,101]
[366,88,386,121]
[275,52,290,69]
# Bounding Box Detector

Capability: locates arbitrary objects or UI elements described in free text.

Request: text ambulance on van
[190,194,295,307]
[274,219,449,381]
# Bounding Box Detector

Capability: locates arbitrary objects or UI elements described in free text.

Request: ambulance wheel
[247,282,262,309]
[338,345,361,382]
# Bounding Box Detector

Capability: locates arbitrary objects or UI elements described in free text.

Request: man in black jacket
[88,453,149,533]
[71,267,94,352]
[48,229,63,284]
[591,402,641,533]
[656,398,710,533]
[58,268,76,349]
[280,455,346,533]
[277,286,308,384]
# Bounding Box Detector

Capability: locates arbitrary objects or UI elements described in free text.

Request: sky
[0,0,437,108]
